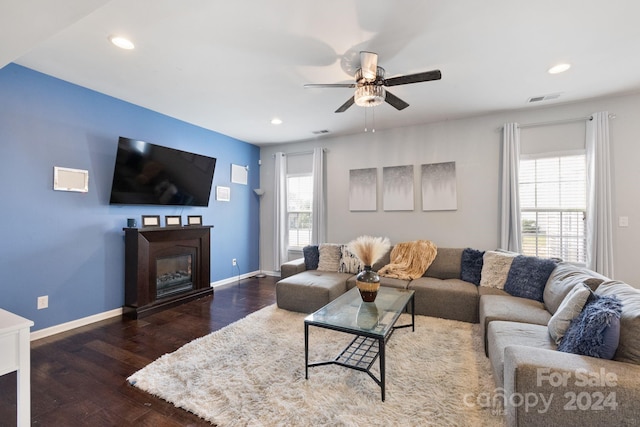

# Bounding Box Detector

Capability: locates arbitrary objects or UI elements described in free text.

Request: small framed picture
[165,215,182,227]
[216,186,230,202]
[141,215,161,227]
[187,215,203,226]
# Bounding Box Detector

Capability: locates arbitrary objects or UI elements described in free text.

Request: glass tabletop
[304,287,414,338]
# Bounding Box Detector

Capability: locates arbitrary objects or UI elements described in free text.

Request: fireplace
[123,225,213,318]
[156,254,193,298]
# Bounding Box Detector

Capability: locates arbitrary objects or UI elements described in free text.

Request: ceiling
[3,1,640,146]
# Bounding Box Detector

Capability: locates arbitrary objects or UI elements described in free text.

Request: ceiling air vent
[527,93,562,103]
[312,130,330,135]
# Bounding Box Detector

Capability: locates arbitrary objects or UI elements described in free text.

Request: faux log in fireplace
[123,225,213,318]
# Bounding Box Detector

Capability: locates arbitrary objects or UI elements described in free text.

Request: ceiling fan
[304,51,441,113]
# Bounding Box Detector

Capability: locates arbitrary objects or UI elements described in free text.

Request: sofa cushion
[558,293,622,360]
[339,245,363,274]
[460,248,484,285]
[424,247,463,279]
[547,283,592,344]
[346,275,409,291]
[276,271,350,313]
[479,294,551,354]
[487,321,556,387]
[543,262,608,315]
[480,250,517,289]
[503,255,557,302]
[408,277,478,322]
[317,243,341,272]
[302,245,319,270]
[595,280,640,364]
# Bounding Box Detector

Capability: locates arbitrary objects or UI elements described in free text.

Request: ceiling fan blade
[304,83,356,88]
[384,91,409,110]
[360,51,378,81]
[383,69,442,87]
[335,96,355,113]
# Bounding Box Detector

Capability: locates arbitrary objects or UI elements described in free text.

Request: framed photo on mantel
[165,215,182,227]
[187,215,203,226]
[141,215,161,227]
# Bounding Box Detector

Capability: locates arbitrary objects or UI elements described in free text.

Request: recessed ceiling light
[548,63,571,74]
[109,35,135,50]
[271,118,283,125]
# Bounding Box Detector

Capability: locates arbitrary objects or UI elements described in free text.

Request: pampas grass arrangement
[348,235,391,267]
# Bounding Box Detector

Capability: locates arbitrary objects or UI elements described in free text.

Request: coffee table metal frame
[304,287,415,401]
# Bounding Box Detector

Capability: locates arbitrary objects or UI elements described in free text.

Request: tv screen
[109,137,216,206]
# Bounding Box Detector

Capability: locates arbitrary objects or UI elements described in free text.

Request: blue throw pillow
[461,248,484,286]
[558,294,622,359]
[303,245,319,270]
[503,255,557,302]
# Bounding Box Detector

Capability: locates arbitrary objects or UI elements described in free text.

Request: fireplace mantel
[123,225,213,318]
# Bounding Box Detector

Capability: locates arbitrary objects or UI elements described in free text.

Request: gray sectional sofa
[276,246,640,427]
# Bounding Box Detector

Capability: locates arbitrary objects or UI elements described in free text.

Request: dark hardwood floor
[0,275,278,426]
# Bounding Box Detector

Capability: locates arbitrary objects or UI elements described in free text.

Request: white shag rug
[128,305,505,426]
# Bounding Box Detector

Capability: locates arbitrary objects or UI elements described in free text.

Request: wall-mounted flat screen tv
[109,137,216,206]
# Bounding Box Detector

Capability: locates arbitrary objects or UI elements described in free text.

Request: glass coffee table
[304,286,415,401]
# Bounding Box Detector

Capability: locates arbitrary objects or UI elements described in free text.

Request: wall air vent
[312,130,330,135]
[527,93,563,103]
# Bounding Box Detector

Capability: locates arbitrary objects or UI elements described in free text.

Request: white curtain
[586,112,614,276]
[311,147,326,244]
[273,152,287,271]
[500,123,522,252]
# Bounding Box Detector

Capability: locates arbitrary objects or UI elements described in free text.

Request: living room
[1,1,640,425]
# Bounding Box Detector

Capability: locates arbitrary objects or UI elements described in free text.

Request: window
[519,152,586,263]
[287,174,313,249]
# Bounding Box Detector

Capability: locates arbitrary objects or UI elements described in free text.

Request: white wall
[259,91,640,287]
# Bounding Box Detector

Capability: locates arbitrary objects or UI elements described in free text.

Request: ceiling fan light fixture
[354,85,385,107]
[548,63,571,74]
[109,35,135,50]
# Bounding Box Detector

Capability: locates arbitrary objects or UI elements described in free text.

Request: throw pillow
[503,255,557,302]
[595,280,640,364]
[317,243,342,272]
[302,245,319,270]
[548,283,592,344]
[461,248,484,286]
[558,294,622,359]
[339,245,364,274]
[479,251,517,289]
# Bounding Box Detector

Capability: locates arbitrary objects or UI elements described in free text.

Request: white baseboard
[30,307,123,341]
[210,270,278,289]
[31,272,280,341]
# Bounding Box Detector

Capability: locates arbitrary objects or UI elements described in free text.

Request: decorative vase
[355,265,380,302]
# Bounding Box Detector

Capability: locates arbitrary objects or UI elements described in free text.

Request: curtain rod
[497,113,615,132]
[519,115,593,129]
[272,148,326,158]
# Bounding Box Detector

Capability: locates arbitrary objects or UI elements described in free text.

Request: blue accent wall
[0,64,260,331]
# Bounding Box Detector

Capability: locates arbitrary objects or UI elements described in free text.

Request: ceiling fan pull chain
[364,108,368,132]
[372,107,376,133]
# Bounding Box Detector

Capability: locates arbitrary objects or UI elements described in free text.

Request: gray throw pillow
[548,283,591,344]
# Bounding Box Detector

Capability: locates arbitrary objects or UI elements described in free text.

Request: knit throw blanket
[378,240,438,280]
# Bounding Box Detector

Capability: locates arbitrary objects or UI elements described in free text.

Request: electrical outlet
[37,295,48,310]
[232,258,237,266]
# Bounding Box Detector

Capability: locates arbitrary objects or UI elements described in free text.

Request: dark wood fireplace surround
[123,225,213,318]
